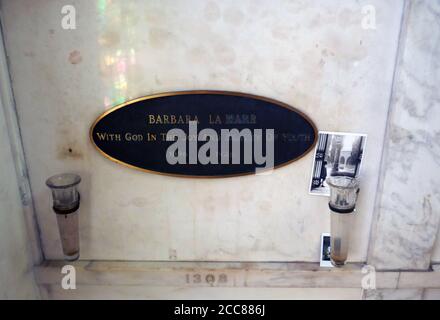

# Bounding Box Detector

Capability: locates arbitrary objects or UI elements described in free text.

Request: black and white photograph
[320,233,332,268]
[309,131,367,196]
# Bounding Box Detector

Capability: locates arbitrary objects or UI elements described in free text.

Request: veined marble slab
[363,289,423,300]
[423,289,440,300]
[0,66,39,298]
[39,285,362,300]
[34,260,440,299]
[368,0,440,270]
[34,260,403,289]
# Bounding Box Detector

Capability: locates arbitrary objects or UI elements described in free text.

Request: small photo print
[309,131,367,196]
[320,233,332,268]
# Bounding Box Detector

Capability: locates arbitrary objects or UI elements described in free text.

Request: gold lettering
[214,115,221,124]
[96,132,107,140]
[95,132,121,141]
[147,114,201,125]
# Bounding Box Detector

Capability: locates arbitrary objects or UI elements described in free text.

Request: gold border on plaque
[89,90,318,178]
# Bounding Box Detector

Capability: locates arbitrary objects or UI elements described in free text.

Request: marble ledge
[34,260,439,289]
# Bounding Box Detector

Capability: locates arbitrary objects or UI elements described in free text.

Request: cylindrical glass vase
[329,211,353,266]
[327,176,359,267]
[46,173,81,261]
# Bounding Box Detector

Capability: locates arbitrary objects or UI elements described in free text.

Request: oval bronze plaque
[90,91,317,177]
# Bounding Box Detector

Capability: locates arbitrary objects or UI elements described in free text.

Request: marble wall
[2,0,440,301]
[0,64,38,299]
[0,0,404,263]
[368,0,440,270]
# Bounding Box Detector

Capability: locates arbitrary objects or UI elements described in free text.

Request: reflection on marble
[2,0,404,261]
[368,1,440,270]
